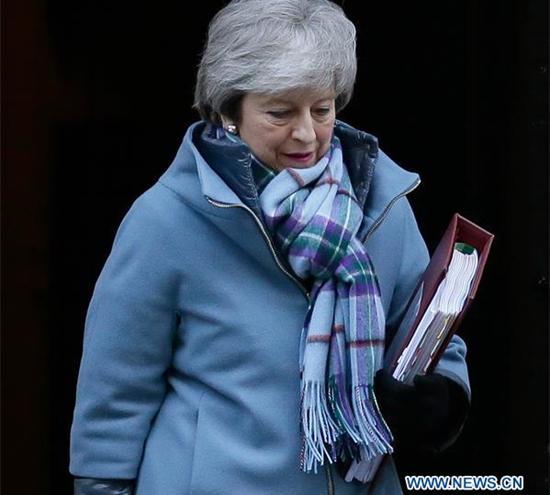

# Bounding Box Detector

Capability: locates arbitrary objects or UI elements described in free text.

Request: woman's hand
[374,369,469,453]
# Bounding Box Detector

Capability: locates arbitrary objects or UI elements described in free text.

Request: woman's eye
[267,110,290,119]
[314,107,331,116]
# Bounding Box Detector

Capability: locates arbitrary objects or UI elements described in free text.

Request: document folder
[384,213,494,377]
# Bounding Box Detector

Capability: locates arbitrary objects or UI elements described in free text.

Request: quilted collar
[189,120,379,217]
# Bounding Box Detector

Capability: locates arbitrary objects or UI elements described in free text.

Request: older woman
[70,1,470,494]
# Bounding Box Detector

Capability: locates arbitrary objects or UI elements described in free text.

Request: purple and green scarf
[258,137,393,474]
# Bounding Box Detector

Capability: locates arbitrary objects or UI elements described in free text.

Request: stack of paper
[392,243,478,383]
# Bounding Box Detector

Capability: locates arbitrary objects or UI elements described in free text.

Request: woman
[70,1,470,494]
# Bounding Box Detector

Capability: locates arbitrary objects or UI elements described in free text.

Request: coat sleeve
[386,197,471,401]
[70,191,181,479]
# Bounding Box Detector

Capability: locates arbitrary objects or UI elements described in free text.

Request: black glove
[374,369,469,453]
[74,478,135,495]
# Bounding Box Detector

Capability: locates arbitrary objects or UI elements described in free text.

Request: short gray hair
[194,0,357,125]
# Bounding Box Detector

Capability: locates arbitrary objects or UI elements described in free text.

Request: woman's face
[227,88,336,171]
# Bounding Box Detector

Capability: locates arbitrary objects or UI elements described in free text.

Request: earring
[225,124,238,135]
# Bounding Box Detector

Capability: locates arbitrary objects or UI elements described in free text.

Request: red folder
[384,213,494,375]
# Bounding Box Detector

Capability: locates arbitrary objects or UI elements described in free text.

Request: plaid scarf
[258,137,393,474]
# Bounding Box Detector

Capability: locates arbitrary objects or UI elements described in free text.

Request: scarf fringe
[352,385,394,459]
[300,380,341,473]
[301,381,394,474]
[328,378,362,445]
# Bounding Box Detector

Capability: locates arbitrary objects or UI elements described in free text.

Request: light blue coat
[70,120,470,495]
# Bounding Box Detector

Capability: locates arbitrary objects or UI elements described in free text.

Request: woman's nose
[291,114,316,143]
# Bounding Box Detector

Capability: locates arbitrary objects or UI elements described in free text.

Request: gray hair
[194,0,357,125]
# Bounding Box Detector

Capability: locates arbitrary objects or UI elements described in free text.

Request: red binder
[384,213,494,375]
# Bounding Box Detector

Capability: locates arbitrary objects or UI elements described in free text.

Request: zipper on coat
[362,177,421,244]
[325,463,335,495]
[205,196,311,302]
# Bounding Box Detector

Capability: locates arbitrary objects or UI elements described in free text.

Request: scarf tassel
[328,377,362,445]
[300,380,341,473]
[352,385,394,459]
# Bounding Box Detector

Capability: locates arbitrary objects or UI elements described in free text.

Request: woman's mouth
[284,152,314,163]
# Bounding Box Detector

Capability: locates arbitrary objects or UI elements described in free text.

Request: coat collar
[170,120,420,232]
